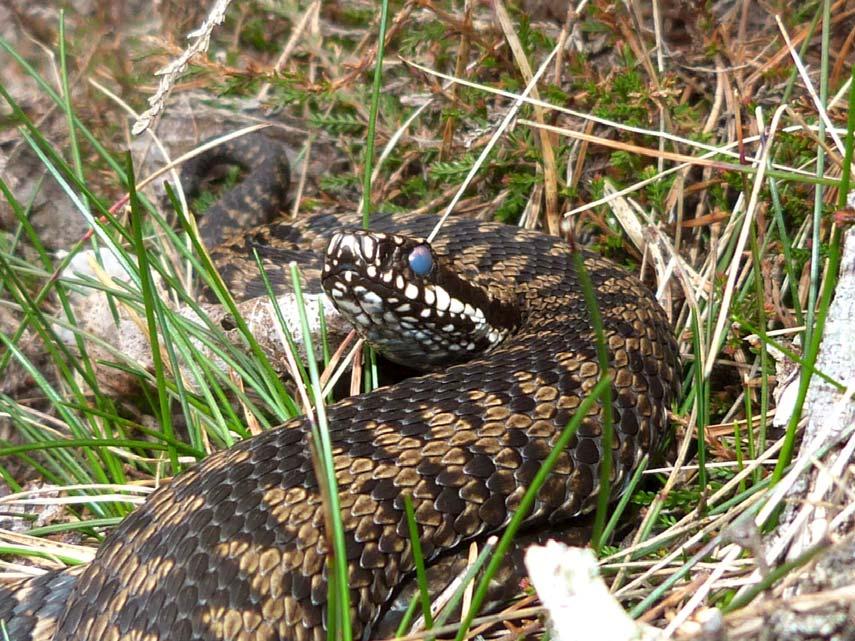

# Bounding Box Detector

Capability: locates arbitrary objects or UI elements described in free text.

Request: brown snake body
[0,138,680,641]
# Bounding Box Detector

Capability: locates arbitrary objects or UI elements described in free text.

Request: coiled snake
[0,135,680,641]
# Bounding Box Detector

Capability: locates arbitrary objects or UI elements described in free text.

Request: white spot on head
[423,288,435,305]
[449,298,464,315]
[366,265,377,278]
[338,234,360,256]
[395,275,405,290]
[382,271,393,283]
[434,286,450,311]
[360,236,376,259]
[404,284,419,300]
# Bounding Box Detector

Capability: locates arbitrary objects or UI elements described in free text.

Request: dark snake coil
[0,135,681,641]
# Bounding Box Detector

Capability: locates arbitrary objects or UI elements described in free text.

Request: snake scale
[0,134,681,641]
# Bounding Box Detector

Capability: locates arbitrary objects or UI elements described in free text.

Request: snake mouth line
[322,264,359,282]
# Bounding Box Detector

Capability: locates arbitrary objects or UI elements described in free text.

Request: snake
[0,133,681,641]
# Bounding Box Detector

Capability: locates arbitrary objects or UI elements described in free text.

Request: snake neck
[433,256,522,336]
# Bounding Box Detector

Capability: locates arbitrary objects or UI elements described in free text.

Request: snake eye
[408,244,433,276]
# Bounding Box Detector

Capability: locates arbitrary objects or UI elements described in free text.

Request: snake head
[322,229,513,369]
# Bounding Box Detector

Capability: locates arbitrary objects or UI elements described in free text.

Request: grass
[0,0,853,639]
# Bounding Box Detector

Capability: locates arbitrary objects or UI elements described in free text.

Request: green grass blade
[58,11,86,204]
[690,310,708,502]
[599,455,649,545]
[361,0,391,226]
[768,56,854,493]
[403,495,434,629]
[288,262,351,641]
[571,251,614,551]
[127,153,179,473]
[26,517,124,539]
